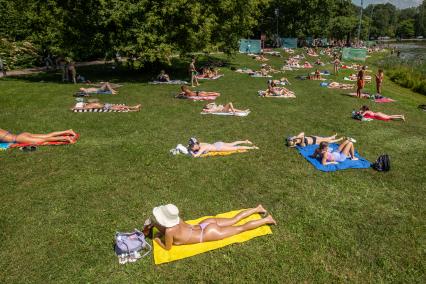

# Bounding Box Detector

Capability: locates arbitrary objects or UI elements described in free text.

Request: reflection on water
[388,42,426,60]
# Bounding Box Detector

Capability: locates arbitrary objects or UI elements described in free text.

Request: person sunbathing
[328,82,354,89]
[286,132,343,147]
[272,77,291,85]
[0,128,77,144]
[146,204,276,250]
[310,140,358,166]
[303,61,313,68]
[72,101,141,112]
[179,85,220,97]
[157,70,170,82]
[309,69,322,80]
[267,81,294,96]
[202,102,249,114]
[187,137,258,157]
[254,55,268,62]
[358,105,405,121]
[79,82,117,95]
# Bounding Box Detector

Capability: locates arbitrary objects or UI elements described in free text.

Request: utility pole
[357,0,364,43]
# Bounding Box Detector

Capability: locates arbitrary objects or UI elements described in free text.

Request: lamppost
[275,8,279,47]
[357,0,364,43]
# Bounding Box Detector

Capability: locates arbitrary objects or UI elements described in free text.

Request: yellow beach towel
[153,209,272,265]
[198,149,247,157]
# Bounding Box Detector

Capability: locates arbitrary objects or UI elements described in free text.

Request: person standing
[189,58,199,87]
[356,66,366,98]
[0,57,6,77]
[375,69,384,95]
[68,61,77,84]
[333,57,340,76]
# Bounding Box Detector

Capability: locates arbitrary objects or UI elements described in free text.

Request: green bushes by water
[377,55,426,95]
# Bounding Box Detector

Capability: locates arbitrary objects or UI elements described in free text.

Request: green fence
[281,38,298,48]
[342,48,367,62]
[239,39,262,54]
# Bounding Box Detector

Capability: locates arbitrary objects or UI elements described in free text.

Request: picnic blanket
[8,134,80,149]
[201,111,250,117]
[153,209,272,264]
[258,90,296,98]
[296,144,371,172]
[149,80,188,85]
[195,74,224,80]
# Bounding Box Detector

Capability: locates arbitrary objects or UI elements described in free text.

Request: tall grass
[376,55,426,95]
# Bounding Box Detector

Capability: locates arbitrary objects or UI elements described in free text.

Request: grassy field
[0,50,425,283]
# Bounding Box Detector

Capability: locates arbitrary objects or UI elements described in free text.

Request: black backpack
[372,154,390,172]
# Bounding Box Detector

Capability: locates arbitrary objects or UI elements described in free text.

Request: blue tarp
[281,38,298,48]
[239,39,262,54]
[296,144,371,172]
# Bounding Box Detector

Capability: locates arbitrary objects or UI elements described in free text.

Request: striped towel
[72,104,131,112]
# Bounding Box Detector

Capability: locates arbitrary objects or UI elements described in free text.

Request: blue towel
[296,144,371,172]
[0,143,11,150]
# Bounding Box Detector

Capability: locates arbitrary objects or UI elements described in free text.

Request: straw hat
[152,204,180,228]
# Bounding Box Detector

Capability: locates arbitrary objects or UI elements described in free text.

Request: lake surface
[388,41,426,60]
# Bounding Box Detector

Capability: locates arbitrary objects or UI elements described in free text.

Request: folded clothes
[201,110,250,117]
[149,80,188,85]
[296,144,371,172]
[153,209,272,264]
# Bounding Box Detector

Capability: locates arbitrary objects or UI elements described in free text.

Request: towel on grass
[149,80,188,85]
[195,74,224,80]
[296,144,371,172]
[198,150,247,157]
[250,74,273,78]
[201,111,250,117]
[347,93,395,103]
[258,90,296,98]
[153,209,272,265]
[72,104,138,113]
[0,143,11,150]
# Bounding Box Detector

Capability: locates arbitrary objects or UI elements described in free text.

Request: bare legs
[100,82,117,94]
[337,140,357,160]
[15,129,77,144]
[219,140,259,151]
[201,205,276,242]
[374,112,405,121]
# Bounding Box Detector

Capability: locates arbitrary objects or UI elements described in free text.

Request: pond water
[388,41,426,60]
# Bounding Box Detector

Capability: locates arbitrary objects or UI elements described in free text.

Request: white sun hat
[152,204,180,228]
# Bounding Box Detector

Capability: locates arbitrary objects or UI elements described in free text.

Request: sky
[351,0,423,9]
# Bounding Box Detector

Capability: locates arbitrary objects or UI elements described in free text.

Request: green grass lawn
[0,50,425,283]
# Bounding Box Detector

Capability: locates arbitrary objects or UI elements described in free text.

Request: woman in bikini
[202,102,249,114]
[189,58,199,87]
[147,204,276,250]
[356,66,366,98]
[0,128,77,144]
[179,85,220,97]
[187,137,258,157]
[266,81,294,96]
[310,140,358,166]
[358,105,405,121]
[286,132,343,147]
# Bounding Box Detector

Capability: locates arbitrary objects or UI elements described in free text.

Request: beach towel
[258,90,296,98]
[0,143,11,150]
[9,134,80,149]
[149,80,188,85]
[195,74,224,80]
[250,74,272,78]
[296,144,371,172]
[201,111,250,117]
[71,104,138,113]
[198,150,247,157]
[153,209,272,265]
[327,84,354,89]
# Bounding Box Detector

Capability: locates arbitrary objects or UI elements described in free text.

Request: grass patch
[0,51,425,283]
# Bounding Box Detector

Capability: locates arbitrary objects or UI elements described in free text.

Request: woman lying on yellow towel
[187,137,258,157]
[146,204,276,250]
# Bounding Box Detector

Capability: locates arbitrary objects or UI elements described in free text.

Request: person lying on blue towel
[310,140,358,166]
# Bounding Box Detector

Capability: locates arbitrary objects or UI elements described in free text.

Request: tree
[397,19,415,38]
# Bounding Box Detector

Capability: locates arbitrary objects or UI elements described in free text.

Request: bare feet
[352,157,359,161]
[402,115,406,122]
[256,204,267,214]
[245,140,253,145]
[67,129,77,137]
[264,215,277,225]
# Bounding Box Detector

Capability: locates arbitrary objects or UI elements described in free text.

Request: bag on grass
[372,154,390,172]
[114,229,151,264]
